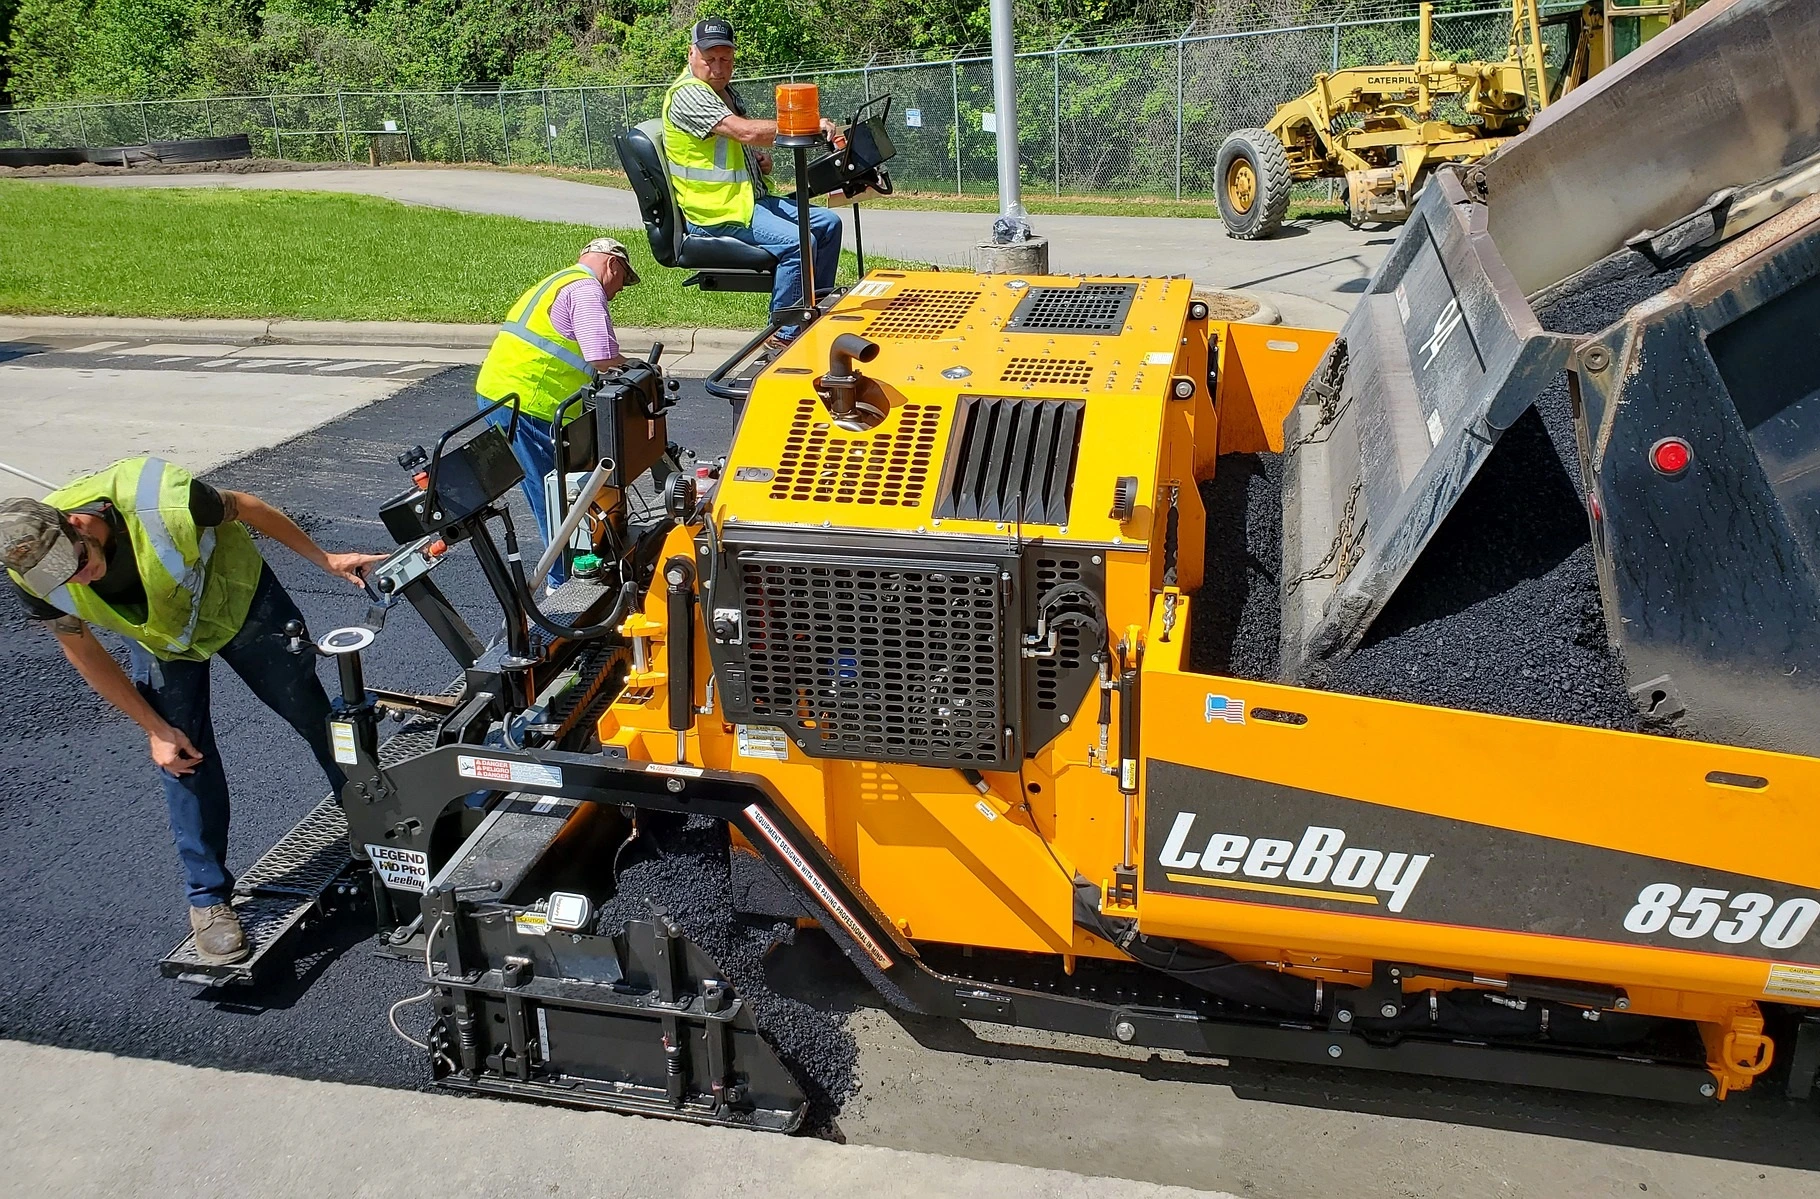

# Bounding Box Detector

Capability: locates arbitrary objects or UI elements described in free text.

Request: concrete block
[975,237,1051,276]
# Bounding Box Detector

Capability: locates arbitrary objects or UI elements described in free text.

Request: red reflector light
[1650,437,1692,476]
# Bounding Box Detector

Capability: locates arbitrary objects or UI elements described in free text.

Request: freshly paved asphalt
[59,167,1389,329]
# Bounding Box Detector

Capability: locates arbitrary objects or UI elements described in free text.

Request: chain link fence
[0,4,1578,200]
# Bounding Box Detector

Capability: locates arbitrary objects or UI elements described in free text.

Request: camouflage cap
[0,496,81,594]
[581,236,641,285]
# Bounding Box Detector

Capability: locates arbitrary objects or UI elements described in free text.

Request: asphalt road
[56,167,1389,330]
[0,349,1816,1197]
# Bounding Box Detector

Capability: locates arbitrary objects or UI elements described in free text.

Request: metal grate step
[234,796,348,898]
[159,795,350,986]
[159,710,447,987]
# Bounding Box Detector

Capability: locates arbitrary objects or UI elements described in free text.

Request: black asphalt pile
[1192,251,1688,728]
[1189,452,1283,681]
[595,812,857,1129]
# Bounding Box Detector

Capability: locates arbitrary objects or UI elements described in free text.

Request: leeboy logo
[1156,814,1432,913]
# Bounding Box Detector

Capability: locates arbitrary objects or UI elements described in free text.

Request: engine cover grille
[1004,283,1138,334]
[722,544,1014,769]
[865,288,979,340]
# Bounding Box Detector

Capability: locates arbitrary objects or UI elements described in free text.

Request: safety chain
[1286,475,1366,591]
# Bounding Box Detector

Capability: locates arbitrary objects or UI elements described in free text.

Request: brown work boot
[189,903,249,964]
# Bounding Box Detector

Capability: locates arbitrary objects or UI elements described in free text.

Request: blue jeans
[691,196,843,337]
[131,563,344,908]
[479,400,568,588]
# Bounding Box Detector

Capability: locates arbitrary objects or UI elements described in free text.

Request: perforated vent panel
[1004,283,1138,334]
[1001,357,1093,388]
[865,289,978,340]
[769,398,942,506]
[737,555,1008,766]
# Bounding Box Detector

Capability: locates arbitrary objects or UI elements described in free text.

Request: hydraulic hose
[500,510,638,642]
[533,460,612,586]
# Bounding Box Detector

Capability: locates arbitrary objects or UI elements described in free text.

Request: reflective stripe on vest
[134,459,220,650]
[474,266,597,424]
[662,69,756,228]
[667,139,751,184]
[15,456,262,660]
[496,270,591,374]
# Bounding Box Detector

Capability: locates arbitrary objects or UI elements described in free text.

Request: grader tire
[1216,128,1294,240]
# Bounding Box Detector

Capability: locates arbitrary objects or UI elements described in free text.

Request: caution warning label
[457,754,564,789]
[737,724,791,762]
[1766,962,1820,1001]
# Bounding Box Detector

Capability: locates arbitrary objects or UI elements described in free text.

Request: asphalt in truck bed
[1,365,1816,1173]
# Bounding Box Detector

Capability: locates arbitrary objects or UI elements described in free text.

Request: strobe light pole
[979,0,1050,273]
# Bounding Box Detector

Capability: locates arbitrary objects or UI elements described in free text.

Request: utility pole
[977,0,1049,273]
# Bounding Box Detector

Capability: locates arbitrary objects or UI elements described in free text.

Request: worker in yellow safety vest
[475,236,639,587]
[663,18,849,348]
[3,462,385,965]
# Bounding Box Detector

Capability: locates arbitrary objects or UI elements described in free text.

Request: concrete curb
[0,314,757,355]
[1237,292,1282,326]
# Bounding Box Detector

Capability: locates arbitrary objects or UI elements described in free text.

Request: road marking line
[317,361,386,372]
[68,341,127,353]
[235,359,305,369]
[387,364,436,374]
[199,359,236,367]
[156,357,194,363]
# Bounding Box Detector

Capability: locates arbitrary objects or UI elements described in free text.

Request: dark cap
[693,18,735,49]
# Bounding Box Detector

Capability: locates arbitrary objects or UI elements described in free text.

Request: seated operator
[476,237,639,589]
[664,18,848,349]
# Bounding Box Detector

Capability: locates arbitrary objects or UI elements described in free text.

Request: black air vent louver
[935,397,1084,526]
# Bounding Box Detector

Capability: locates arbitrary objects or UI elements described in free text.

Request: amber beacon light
[775,83,821,138]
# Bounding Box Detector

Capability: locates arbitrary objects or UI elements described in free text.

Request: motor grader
[162,0,1820,1133]
[1214,0,1686,239]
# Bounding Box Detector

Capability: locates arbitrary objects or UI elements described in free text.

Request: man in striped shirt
[475,237,637,588]
[666,19,848,347]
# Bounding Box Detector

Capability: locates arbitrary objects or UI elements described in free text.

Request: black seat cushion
[616,119,778,276]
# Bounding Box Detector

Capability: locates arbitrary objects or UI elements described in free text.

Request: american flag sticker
[1204,694,1247,725]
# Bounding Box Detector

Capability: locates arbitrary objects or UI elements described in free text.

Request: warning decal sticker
[457,755,564,789]
[737,725,791,762]
[1766,962,1820,1001]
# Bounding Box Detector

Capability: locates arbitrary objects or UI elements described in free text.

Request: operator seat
[616,119,778,294]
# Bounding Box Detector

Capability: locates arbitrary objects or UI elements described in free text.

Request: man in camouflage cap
[4,464,384,964]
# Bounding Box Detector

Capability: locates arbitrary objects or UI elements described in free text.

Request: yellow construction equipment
[171,0,1820,1135]
[1216,0,1686,238]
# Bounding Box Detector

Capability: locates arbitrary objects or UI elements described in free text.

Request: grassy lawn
[0,182,896,327]
[484,163,1344,222]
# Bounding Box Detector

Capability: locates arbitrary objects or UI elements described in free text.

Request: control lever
[430,879,503,900]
